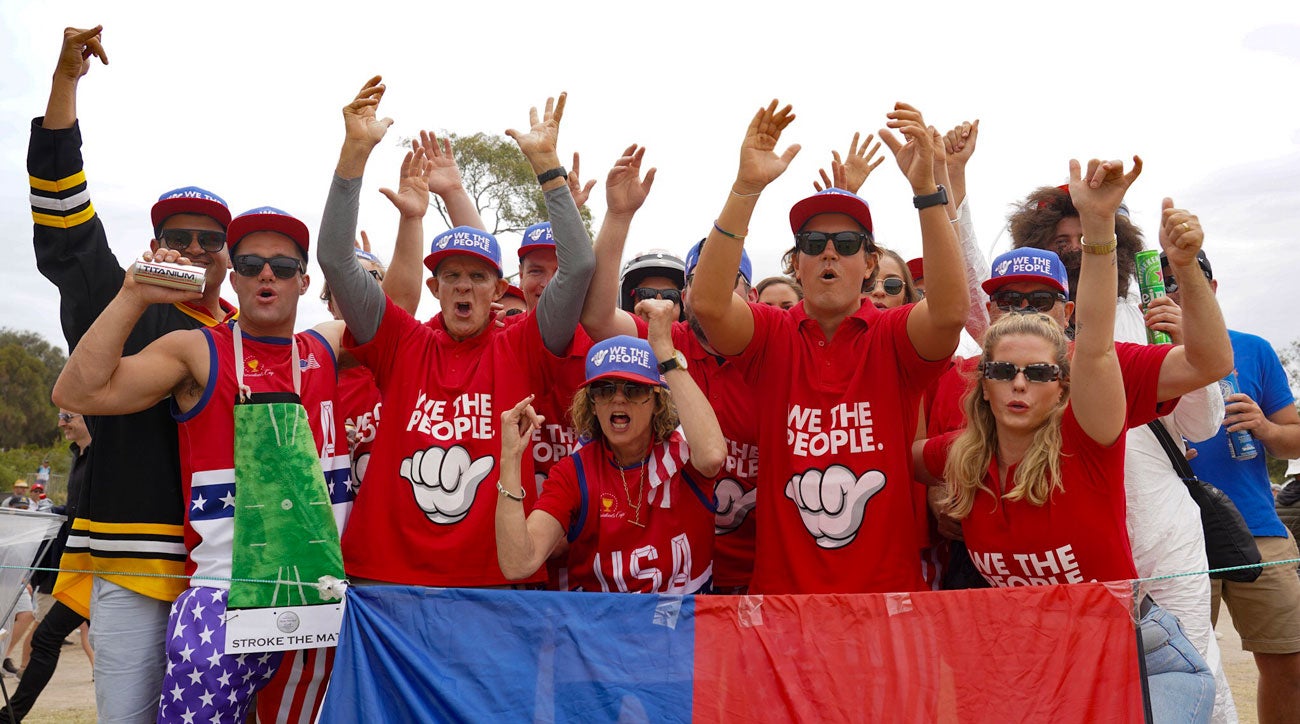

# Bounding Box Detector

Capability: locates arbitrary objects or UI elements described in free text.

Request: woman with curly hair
[916,158,1215,722]
[496,299,726,593]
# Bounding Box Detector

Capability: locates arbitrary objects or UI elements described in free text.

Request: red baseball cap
[789,189,874,235]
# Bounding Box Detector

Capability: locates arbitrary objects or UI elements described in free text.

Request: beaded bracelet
[713,221,746,241]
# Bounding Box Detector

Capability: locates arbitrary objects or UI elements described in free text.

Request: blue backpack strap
[568,452,590,543]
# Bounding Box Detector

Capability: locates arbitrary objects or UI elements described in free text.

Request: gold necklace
[618,455,648,528]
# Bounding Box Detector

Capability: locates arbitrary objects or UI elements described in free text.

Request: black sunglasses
[794,230,872,256]
[589,380,654,403]
[233,254,304,280]
[58,412,80,422]
[632,287,682,306]
[990,290,1066,313]
[160,229,227,253]
[871,278,905,296]
[980,361,1062,383]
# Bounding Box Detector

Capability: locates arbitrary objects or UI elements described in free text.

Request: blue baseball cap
[684,239,752,284]
[983,248,1069,295]
[228,206,310,258]
[789,188,874,235]
[583,335,662,388]
[151,186,231,234]
[424,226,503,276]
[518,221,555,259]
[354,248,382,264]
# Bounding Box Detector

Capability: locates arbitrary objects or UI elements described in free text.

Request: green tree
[401,132,594,238]
[0,328,66,449]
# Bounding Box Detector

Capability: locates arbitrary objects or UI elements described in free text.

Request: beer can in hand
[1136,250,1173,345]
[1219,370,1260,461]
[131,260,206,294]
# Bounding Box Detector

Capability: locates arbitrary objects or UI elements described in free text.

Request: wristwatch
[658,350,688,375]
[1080,235,1118,255]
[536,167,568,184]
[913,185,949,210]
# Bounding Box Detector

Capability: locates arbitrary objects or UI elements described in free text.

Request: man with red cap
[317,79,594,588]
[28,26,241,721]
[54,204,353,723]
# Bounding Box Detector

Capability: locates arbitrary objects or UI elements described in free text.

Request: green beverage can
[1136,250,1173,344]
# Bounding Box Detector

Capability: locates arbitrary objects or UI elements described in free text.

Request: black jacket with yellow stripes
[30,118,236,610]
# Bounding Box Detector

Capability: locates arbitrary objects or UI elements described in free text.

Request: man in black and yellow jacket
[29,25,237,723]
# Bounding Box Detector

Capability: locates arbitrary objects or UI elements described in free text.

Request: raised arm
[506,93,596,356]
[942,119,991,340]
[580,145,656,341]
[43,25,107,130]
[693,101,801,355]
[1068,156,1143,445]
[378,134,435,315]
[640,299,726,477]
[1146,199,1234,399]
[52,249,205,415]
[879,103,968,361]
[425,131,486,230]
[495,395,565,580]
[320,76,393,345]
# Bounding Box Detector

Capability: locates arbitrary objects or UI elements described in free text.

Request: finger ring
[1179,222,1191,233]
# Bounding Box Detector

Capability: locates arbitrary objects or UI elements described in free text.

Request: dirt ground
[5,608,1267,723]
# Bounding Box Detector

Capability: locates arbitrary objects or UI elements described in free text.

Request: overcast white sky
[3,1,1299,355]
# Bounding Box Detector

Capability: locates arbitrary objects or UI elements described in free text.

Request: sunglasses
[870,278,905,296]
[990,290,1066,313]
[794,230,871,256]
[589,380,654,404]
[58,412,80,422]
[980,361,1063,383]
[632,287,682,306]
[160,229,227,253]
[233,254,304,280]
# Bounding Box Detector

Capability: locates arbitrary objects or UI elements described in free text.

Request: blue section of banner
[320,586,696,723]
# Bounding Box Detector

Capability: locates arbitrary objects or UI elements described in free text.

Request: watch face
[675,351,688,370]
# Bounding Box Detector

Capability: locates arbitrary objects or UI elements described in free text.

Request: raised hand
[56,25,108,81]
[1158,197,1204,270]
[1144,295,1185,344]
[501,395,544,462]
[379,137,434,219]
[605,144,656,218]
[635,297,677,359]
[784,465,885,549]
[823,132,885,194]
[944,119,979,169]
[357,230,373,255]
[421,130,466,198]
[1068,156,1143,223]
[342,76,393,153]
[879,102,937,193]
[505,92,566,174]
[567,151,597,207]
[734,100,801,195]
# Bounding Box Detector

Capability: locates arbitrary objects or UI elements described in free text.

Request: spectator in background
[620,249,686,322]
[868,248,920,308]
[2,480,32,510]
[755,276,801,309]
[907,258,925,297]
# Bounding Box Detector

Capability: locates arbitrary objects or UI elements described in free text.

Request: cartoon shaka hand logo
[400,444,496,525]
[785,465,885,549]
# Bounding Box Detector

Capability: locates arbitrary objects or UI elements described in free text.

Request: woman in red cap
[495,299,726,593]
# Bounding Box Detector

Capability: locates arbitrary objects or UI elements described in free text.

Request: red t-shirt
[337,365,381,489]
[922,343,1174,587]
[730,299,948,594]
[529,326,592,491]
[533,433,716,593]
[342,299,563,586]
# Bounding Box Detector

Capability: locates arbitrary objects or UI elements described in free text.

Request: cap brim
[583,370,663,388]
[982,273,1066,295]
[423,248,503,275]
[789,194,873,234]
[151,198,232,230]
[517,242,556,260]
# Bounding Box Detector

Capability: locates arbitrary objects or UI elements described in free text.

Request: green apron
[227,324,345,610]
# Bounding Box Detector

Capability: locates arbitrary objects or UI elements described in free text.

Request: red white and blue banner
[319,582,1143,722]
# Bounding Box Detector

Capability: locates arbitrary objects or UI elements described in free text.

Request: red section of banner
[692,582,1142,723]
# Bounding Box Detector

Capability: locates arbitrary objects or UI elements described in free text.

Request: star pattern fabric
[157,587,284,723]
